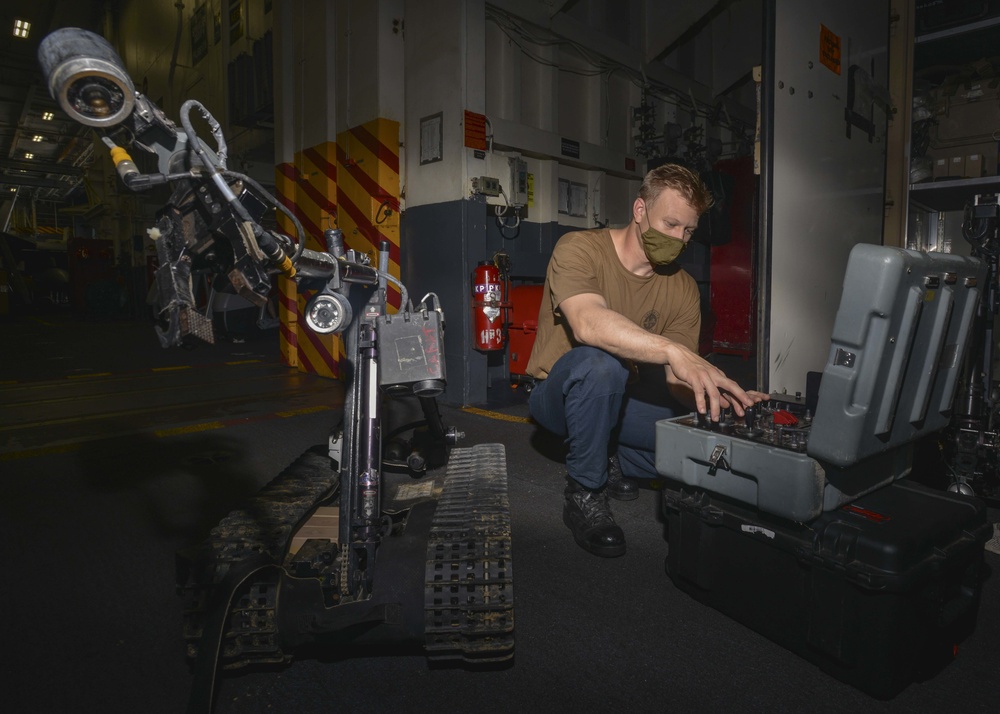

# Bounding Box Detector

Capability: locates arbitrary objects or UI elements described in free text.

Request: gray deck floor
[2,313,996,714]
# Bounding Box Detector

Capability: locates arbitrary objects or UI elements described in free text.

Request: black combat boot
[606,453,639,501]
[563,480,626,557]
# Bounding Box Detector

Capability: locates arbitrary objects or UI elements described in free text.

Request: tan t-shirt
[526,228,701,379]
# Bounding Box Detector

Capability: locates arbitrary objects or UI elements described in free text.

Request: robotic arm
[38,27,372,347]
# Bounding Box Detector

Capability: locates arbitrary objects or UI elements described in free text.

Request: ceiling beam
[545,10,754,125]
[546,0,583,17]
[0,158,83,175]
[0,174,76,190]
[643,0,719,64]
[648,0,741,64]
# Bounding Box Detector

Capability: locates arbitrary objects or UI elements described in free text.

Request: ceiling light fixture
[13,19,31,39]
[24,152,34,159]
[42,111,54,120]
[32,135,43,142]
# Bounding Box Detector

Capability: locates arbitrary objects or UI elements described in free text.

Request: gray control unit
[655,244,985,522]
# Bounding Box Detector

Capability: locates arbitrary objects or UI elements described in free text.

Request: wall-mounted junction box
[471,176,501,197]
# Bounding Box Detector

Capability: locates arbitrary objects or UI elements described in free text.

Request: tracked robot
[39,28,514,714]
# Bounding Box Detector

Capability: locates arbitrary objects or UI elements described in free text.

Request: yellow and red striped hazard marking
[336,119,401,309]
[275,140,341,377]
[275,118,401,379]
[278,274,299,368]
[276,142,338,253]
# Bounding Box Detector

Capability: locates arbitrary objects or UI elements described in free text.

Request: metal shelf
[909,12,1000,213]
[915,15,1000,44]
[909,176,1000,212]
[914,16,1000,76]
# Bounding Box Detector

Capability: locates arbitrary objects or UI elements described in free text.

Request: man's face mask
[640,214,687,266]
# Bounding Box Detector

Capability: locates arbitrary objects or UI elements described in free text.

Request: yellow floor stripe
[275,405,332,418]
[67,372,112,379]
[224,359,262,366]
[2,405,335,459]
[154,421,226,437]
[152,365,192,372]
[0,442,82,461]
[461,406,534,424]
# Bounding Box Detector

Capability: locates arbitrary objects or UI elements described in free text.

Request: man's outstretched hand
[665,344,768,421]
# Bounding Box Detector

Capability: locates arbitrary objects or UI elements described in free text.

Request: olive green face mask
[640,216,687,266]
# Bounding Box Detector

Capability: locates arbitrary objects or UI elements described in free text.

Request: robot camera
[305,293,353,335]
[38,28,135,128]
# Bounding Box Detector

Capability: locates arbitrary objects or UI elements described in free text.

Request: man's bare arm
[560,292,763,419]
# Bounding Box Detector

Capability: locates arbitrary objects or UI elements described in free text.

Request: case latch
[708,444,730,475]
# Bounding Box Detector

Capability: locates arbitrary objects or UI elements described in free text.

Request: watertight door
[758,0,890,396]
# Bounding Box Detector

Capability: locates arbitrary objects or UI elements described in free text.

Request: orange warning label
[464,110,487,151]
[820,24,841,75]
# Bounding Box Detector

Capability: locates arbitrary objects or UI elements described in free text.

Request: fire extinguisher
[472,255,509,351]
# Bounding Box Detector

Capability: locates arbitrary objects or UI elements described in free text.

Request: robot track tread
[180,445,338,668]
[180,443,514,669]
[424,443,515,663]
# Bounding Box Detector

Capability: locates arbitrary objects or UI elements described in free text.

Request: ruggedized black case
[662,480,990,698]
[655,245,992,697]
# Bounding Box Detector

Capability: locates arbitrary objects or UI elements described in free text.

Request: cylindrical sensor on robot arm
[38,27,135,128]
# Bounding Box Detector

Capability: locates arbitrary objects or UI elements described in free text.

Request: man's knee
[529,347,629,434]
[564,347,629,389]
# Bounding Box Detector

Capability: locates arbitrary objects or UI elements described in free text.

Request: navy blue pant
[528,346,684,489]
